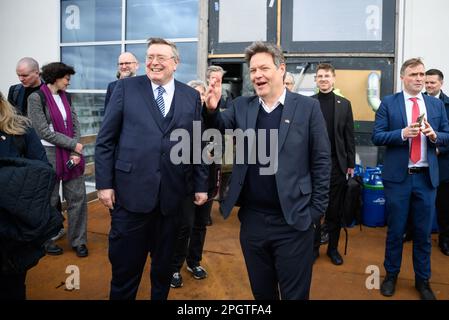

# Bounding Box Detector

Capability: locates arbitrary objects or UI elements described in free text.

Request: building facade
[1,0,449,186]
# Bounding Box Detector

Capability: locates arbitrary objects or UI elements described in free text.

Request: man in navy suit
[373,58,449,300]
[204,41,331,300]
[95,38,208,300]
[425,69,449,256]
[104,52,139,111]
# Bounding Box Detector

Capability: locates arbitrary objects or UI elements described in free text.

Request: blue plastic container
[354,164,364,177]
[362,171,386,227]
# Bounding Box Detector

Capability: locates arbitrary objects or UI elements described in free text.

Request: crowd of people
[1,37,449,301]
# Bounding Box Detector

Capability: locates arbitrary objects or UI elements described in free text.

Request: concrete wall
[0,0,59,95]
[398,0,449,93]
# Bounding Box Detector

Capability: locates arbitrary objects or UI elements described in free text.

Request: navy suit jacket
[372,91,449,188]
[433,91,449,183]
[95,75,208,215]
[7,83,26,115]
[204,91,331,231]
[104,80,118,112]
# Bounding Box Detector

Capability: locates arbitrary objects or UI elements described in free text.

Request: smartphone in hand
[416,113,425,126]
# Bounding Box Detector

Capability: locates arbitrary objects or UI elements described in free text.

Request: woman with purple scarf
[28,62,88,258]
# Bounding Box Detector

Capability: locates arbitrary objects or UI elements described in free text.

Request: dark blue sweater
[241,105,283,214]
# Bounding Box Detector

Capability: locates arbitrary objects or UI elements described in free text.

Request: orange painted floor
[26,200,449,300]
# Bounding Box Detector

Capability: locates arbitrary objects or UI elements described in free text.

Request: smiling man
[104,52,139,110]
[311,63,355,266]
[95,38,208,300]
[204,41,331,300]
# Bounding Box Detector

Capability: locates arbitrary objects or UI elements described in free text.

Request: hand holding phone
[66,159,76,170]
[416,113,425,126]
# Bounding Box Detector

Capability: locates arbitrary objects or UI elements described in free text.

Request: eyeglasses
[146,55,175,63]
[118,62,137,66]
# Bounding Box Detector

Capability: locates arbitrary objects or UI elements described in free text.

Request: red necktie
[409,97,421,163]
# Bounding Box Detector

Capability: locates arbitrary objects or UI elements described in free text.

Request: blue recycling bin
[362,170,386,227]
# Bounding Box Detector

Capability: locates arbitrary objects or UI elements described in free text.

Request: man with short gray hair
[8,57,42,116]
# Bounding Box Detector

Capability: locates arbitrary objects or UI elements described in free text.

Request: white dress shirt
[259,89,287,113]
[402,91,428,167]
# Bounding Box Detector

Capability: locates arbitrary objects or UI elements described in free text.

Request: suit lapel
[398,92,408,127]
[246,98,260,162]
[138,76,163,131]
[246,97,260,130]
[278,91,297,151]
[334,95,344,137]
[423,94,436,127]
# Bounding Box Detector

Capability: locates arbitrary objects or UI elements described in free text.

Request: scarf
[40,84,85,181]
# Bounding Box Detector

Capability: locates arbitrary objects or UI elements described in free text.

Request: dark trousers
[436,181,449,244]
[314,161,346,252]
[108,204,179,300]
[0,272,26,300]
[383,171,435,281]
[238,207,314,300]
[172,198,212,272]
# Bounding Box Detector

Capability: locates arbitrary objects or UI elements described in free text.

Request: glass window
[61,45,121,90]
[70,92,105,137]
[219,0,267,43]
[126,0,198,40]
[292,0,383,42]
[126,42,198,84]
[61,0,122,42]
[208,0,277,54]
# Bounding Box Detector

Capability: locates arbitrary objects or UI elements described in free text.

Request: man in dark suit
[204,41,331,300]
[312,63,355,265]
[95,38,208,300]
[425,68,449,256]
[104,52,139,111]
[373,58,449,300]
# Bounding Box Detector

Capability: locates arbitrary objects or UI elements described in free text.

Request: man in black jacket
[312,63,355,265]
[7,57,42,116]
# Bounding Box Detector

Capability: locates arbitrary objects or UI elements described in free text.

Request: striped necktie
[156,86,165,117]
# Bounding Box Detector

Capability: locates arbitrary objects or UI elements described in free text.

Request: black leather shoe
[439,242,449,256]
[45,240,63,256]
[415,280,436,300]
[380,274,397,297]
[73,244,88,257]
[327,249,343,265]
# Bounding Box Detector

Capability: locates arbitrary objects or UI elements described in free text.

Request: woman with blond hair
[0,91,55,300]
[0,91,47,159]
